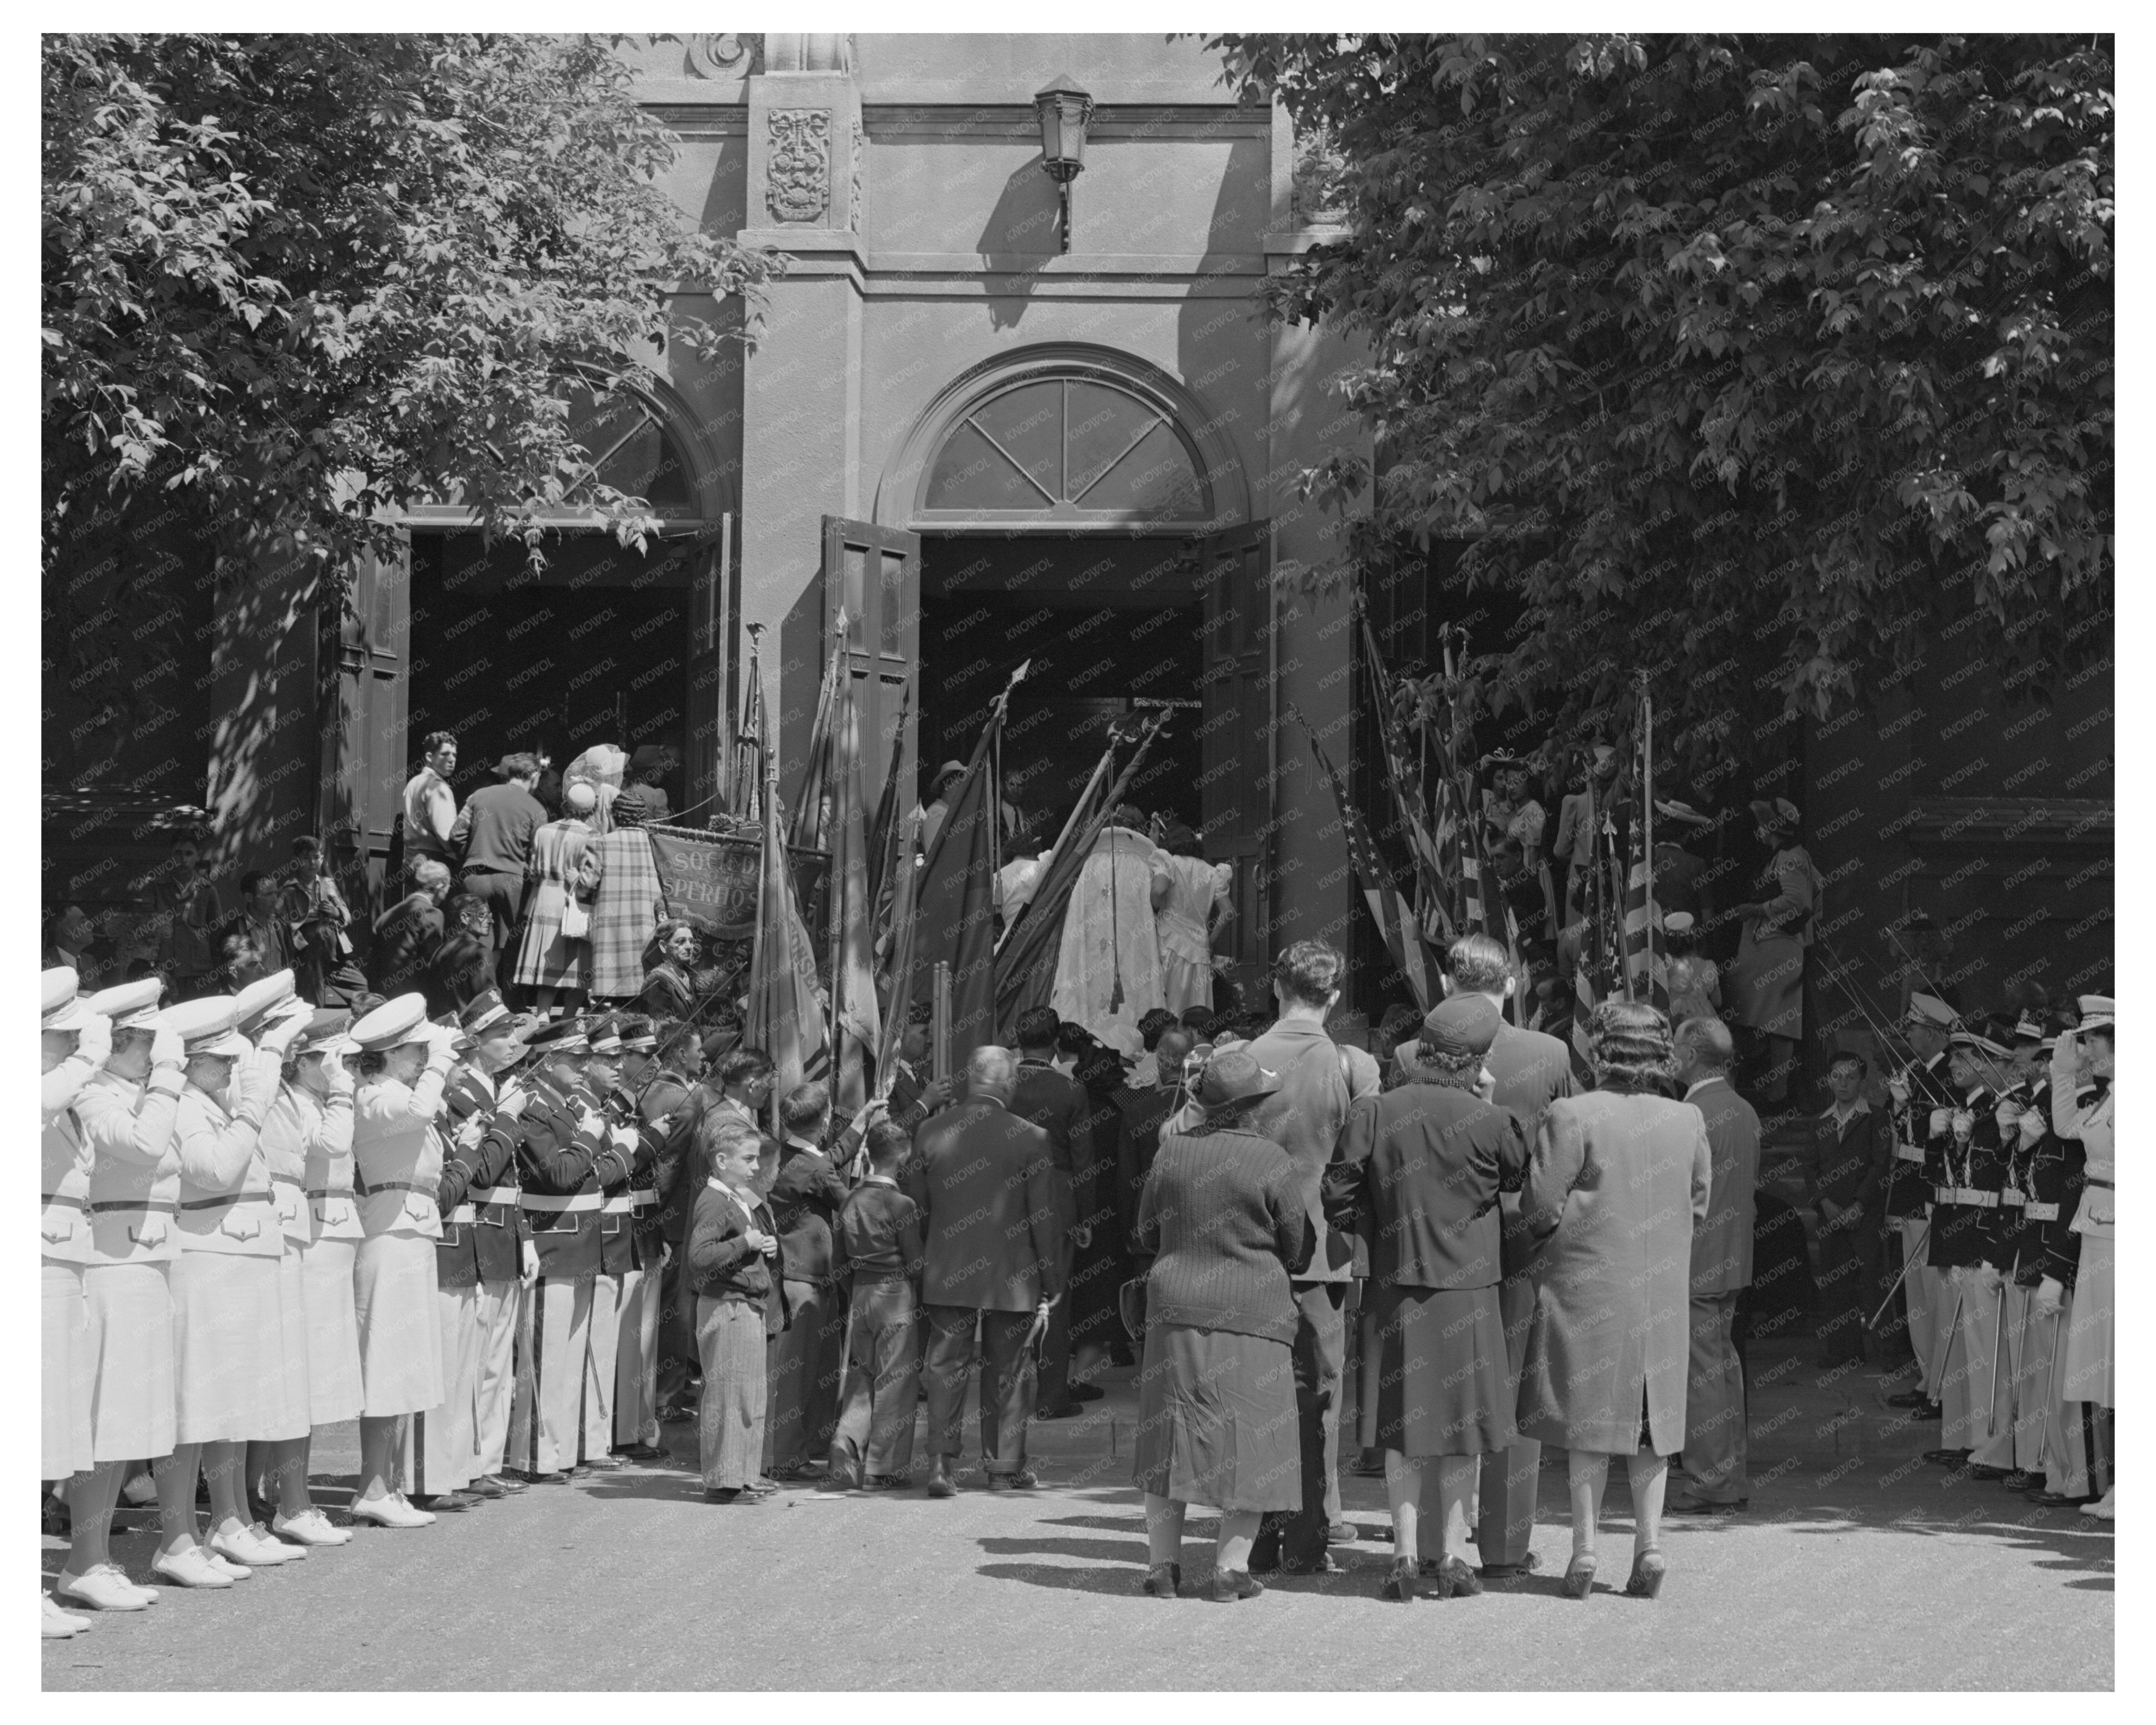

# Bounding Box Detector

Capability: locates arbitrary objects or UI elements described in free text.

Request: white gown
[1154,852,1231,1015]
[1050,827,1171,1041]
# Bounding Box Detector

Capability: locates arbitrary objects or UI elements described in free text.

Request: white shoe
[42,1594,90,1638]
[53,1566,153,1612]
[150,1548,235,1590]
[246,1520,310,1560]
[272,1508,352,1548]
[209,1527,298,1568]
[348,1493,434,1529]
[2085,1489,2115,1521]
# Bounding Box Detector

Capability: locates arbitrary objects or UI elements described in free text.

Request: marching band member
[1882,994,1957,1419]
[159,992,312,1586]
[349,993,458,1528]
[42,969,109,1639]
[578,1018,641,1471]
[1920,1027,2011,1471]
[2050,998,2115,1519]
[58,979,183,1613]
[611,1016,677,1462]
[507,1020,631,1482]
[259,1008,361,1546]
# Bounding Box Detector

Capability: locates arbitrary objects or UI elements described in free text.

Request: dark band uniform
[1923,1042,2007,1456]
[1884,1045,1955,1389]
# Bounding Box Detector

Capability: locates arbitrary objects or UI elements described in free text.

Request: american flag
[1299,712,1437,1010]
[1623,737,1668,1013]
[1356,604,1451,941]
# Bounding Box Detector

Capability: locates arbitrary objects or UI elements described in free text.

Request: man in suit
[1810,1050,1891,1365]
[1671,1015,1761,1513]
[1440,932,1574,1577]
[913,1046,1062,1497]
[1243,940,1354,1575]
[448,752,548,990]
[1009,1006,1095,1418]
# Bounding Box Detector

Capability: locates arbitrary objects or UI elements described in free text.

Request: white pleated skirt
[2062,1232,2114,1408]
[83,1259,176,1462]
[300,1236,365,1425]
[259,1247,314,1441]
[42,1259,93,1480]
[354,1231,445,1415]
[170,1248,282,1445]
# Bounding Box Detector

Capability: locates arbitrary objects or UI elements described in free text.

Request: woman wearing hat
[1660,912,1722,1026]
[58,980,186,1612]
[588,791,666,1002]
[1129,1048,1312,1602]
[1726,797,1822,1105]
[515,781,604,1013]
[349,994,459,1528]
[1344,993,1529,1601]
[1151,820,1232,1017]
[2050,1001,2115,1519]
[251,1008,360,1546]
[1516,999,1711,1600]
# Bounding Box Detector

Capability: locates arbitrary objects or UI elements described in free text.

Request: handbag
[558,893,591,941]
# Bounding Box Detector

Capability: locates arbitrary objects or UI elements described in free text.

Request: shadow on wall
[977,160,1061,330]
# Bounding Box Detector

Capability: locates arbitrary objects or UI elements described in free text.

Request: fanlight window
[559,388,698,516]
[923,376,1210,521]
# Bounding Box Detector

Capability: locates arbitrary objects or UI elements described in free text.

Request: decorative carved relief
[849,118,864,231]
[766,109,831,223]
[687,33,759,78]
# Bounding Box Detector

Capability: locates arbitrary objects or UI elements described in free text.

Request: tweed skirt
[42,1259,93,1480]
[258,1248,313,1441]
[170,1249,282,1444]
[353,1230,445,1415]
[1130,1323,1301,1512]
[2062,1233,2114,1408]
[83,1260,176,1462]
[300,1236,365,1425]
[1358,1281,1515,1458]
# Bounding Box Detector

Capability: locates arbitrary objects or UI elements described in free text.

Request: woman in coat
[514,782,602,1011]
[1517,999,1711,1600]
[2049,1003,2114,1519]
[1725,797,1821,1104]
[588,796,665,1001]
[1129,1048,1312,1602]
[1345,992,1529,1602]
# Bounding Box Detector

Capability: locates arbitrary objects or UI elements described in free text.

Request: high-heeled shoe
[1142,1562,1182,1598]
[1380,1557,1419,1602]
[1624,1549,1668,1598]
[1563,1553,1598,1599]
[1209,1568,1265,1602]
[1432,1556,1483,1599]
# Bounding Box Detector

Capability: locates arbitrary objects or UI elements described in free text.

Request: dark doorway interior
[407,530,696,808]
[918,535,1204,849]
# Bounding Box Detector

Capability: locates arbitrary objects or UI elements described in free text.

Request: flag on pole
[1294,708,1437,1011]
[1571,960,1599,1085]
[790,622,849,852]
[1623,813,1668,1013]
[1355,605,1450,943]
[825,662,881,1115]
[734,634,767,829]
[872,806,923,1100]
[747,753,828,1099]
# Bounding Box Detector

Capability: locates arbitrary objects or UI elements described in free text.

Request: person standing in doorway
[1151,821,1231,1018]
[403,733,459,881]
[450,753,547,994]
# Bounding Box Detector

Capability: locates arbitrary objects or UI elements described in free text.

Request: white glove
[1927,1107,1951,1137]
[2032,1275,2065,1318]
[520,1240,539,1287]
[325,1056,356,1098]
[2016,1111,2045,1149]
[150,1025,186,1070]
[609,1124,639,1153]
[258,1011,306,1055]
[76,1011,113,1071]
[1993,1102,2021,1138]
[1888,1078,1910,1108]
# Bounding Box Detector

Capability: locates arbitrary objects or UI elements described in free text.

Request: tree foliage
[1208,34,2112,774]
[42,33,779,581]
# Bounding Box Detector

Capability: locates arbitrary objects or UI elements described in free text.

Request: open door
[820,516,920,815]
[683,514,737,821]
[319,537,410,939]
[1195,522,1273,1006]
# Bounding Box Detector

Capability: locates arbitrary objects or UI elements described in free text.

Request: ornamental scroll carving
[687,34,759,78]
[766,109,831,223]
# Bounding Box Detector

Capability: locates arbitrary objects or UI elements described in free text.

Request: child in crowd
[824,1119,924,1491]
[686,1116,784,1504]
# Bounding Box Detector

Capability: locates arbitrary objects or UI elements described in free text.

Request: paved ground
[44,1341,2112,1691]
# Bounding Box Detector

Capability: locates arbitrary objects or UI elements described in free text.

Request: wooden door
[1195,522,1273,1004]
[318,537,410,937]
[683,514,737,821]
[820,516,920,814]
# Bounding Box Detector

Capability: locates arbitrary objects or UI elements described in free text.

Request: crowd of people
[39,747,2116,1633]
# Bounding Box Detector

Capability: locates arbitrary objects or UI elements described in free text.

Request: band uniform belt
[521,1192,603,1214]
[629,1188,657,1210]
[356,1178,433,1197]
[601,1193,635,1215]
[181,1190,273,1210]
[1895,1144,1926,1163]
[40,1193,88,1210]
[2085,1176,2114,1190]
[469,1185,521,1205]
[2024,1202,2061,1221]
[1935,1186,1999,1209]
[447,1204,476,1225]
[1999,1189,2026,1208]
[88,1198,179,1215]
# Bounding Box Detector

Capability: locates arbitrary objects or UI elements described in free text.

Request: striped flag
[1356,606,1450,939]
[1571,960,1598,1085]
[1623,742,1668,1013]
[746,754,829,1099]
[1298,712,1437,1010]
[824,661,881,1114]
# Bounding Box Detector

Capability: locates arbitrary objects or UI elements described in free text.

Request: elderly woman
[349,994,457,1528]
[2048,1000,2115,1520]
[515,781,603,1013]
[1516,999,1711,1600]
[1343,993,1529,1602]
[1130,1048,1312,1602]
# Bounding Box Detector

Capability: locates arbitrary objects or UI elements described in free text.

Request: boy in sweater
[825,1120,926,1490]
[685,1116,786,1504]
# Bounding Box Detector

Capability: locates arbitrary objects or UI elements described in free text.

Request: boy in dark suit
[826,1120,926,1490]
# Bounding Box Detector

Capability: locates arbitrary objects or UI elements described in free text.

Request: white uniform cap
[351,992,432,1053]
[233,969,297,1031]
[42,966,89,1032]
[1662,911,1695,935]
[1905,993,1957,1030]
[86,978,165,1028]
[2077,995,2114,1030]
[162,996,247,1058]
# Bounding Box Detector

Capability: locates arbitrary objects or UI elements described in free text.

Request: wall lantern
[1033,73,1094,254]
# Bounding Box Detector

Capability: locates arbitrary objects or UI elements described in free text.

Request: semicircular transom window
[923,375,1210,522]
[559,387,698,516]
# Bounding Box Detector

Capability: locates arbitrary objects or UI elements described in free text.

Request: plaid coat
[589,827,663,999]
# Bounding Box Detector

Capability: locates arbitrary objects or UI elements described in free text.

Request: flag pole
[1640,670,1657,1010]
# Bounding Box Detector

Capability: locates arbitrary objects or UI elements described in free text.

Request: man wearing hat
[610,1017,678,1462]
[59,978,186,1612]
[1650,798,1715,924]
[919,760,968,859]
[448,752,548,991]
[1882,993,1959,1416]
[503,1018,633,1482]
[577,1018,644,1473]
[1921,1027,2014,1471]
[614,744,677,826]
